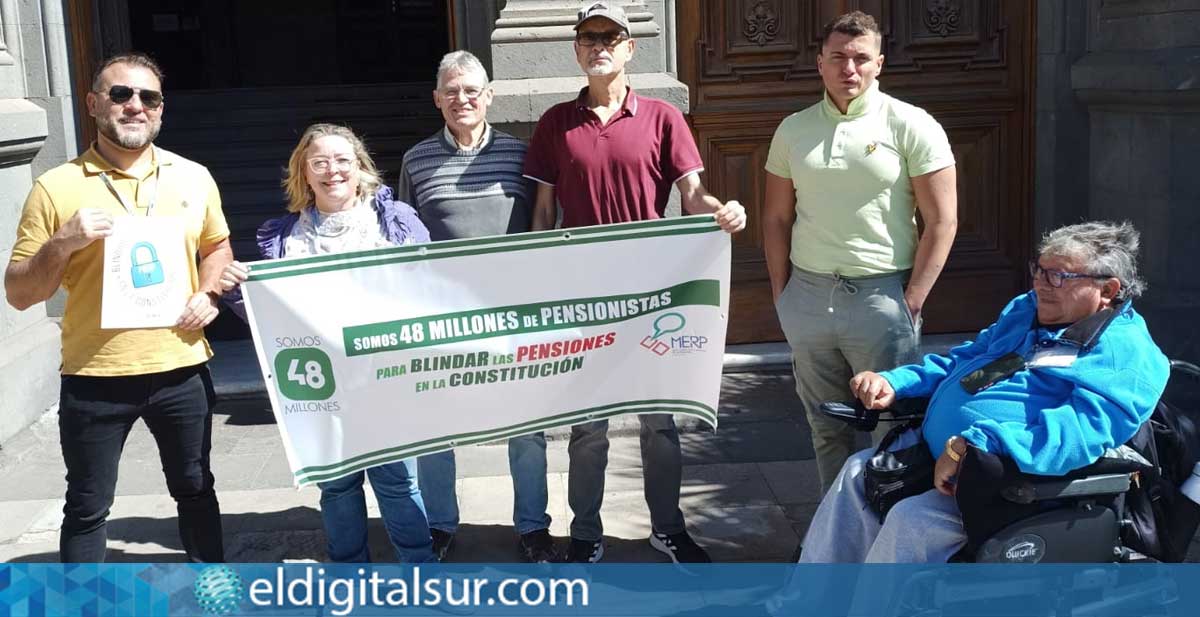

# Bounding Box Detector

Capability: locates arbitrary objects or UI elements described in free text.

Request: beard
[584,58,615,76]
[96,114,161,150]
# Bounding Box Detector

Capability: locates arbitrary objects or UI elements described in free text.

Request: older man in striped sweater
[399,50,556,563]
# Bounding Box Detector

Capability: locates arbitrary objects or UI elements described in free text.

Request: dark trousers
[58,363,224,562]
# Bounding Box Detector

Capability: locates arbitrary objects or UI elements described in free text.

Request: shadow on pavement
[212,398,277,426]
[4,517,697,564]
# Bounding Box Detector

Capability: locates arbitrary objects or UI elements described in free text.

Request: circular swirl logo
[193,565,244,615]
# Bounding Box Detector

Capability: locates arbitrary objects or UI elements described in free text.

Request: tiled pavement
[0,371,828,563]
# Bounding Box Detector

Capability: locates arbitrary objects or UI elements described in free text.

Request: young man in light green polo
[761,11,958,493]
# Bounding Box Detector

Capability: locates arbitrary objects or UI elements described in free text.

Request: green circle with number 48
[274,348,336,401]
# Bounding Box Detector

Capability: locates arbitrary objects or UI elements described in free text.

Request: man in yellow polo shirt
[762,12,958,493]
[4,52,231,562]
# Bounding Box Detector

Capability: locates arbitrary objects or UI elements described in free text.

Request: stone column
[1068,0,1200,361]
[487,0,688,137]
[1033,0,1091,233]
[451,0,502,74]
[0,0,68,444]
[28,0,79,177]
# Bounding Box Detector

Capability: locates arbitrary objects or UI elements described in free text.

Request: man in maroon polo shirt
[523,1,746,564]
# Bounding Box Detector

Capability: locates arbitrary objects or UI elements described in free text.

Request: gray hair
[1038,221,1146,300]
[436,51,489,89]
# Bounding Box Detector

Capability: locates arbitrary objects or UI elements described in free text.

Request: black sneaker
[649,530,711,563]
[517,529,560,563]
[564,537,604,563]
[430,528,455,562]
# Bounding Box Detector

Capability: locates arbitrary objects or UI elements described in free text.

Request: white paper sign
[240,216,731,486]
[101,216,189,329]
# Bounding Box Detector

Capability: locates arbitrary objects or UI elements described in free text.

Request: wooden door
[678,0,1035,342]
[67,0,98,150]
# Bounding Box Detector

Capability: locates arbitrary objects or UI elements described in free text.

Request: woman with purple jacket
[219,123,434,563]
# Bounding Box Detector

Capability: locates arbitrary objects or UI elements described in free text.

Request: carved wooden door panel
[678,0,1035,343]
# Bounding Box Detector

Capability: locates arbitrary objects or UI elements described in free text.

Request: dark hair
[821,11,882,49]
[91,52,165,91]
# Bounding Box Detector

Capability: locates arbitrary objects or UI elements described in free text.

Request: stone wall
[1034,0,1092,233]
[1037,0,1200,362]
[486,1,687,133]
[0,0,78,444]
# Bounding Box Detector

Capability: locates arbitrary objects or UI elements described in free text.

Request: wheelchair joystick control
[1180,462,1200,505]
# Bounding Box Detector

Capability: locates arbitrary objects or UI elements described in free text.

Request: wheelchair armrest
[817,401,880,431]
[1001,473,1132,504]
[817,397,930,432]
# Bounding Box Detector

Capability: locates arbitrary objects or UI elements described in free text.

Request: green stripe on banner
[294,399,718,484]
[245,219,721,281]
[342,279,720,356]
[249,215,716,273]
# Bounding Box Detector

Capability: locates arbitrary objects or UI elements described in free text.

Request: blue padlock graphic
[129,241,165,288]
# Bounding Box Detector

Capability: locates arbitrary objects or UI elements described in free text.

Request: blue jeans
[799,431,965,563]
[58,363,223,563]
[417,432,551,535]
[317,458,435,563]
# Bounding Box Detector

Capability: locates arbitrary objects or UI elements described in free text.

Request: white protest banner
[101,216,189,329]
[242,215,729,486]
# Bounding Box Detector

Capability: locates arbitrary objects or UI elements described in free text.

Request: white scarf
[283,196,393,257]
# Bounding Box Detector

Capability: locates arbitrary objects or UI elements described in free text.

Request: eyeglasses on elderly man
[574,30,630,48]
[1028,261,1114,288]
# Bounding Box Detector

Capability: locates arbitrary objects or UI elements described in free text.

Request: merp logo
[641,312,685,356]
[668,334,708,353]
[194,565,244,615]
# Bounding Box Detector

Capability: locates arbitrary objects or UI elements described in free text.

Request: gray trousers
[567,414,686,541]
[799,431,967,563]
[775,266,921,492]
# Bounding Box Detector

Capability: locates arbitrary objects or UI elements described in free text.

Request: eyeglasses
[307,156,357,174]
[439,86,487,101]
[98,85,164,109]
[1028,261,1113,288]
[575,30,630,48]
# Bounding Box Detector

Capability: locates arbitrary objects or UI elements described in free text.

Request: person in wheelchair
[798,220,1170,562]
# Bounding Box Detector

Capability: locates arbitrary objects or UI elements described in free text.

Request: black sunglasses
[575,30,629,48]
[101,85,164,109]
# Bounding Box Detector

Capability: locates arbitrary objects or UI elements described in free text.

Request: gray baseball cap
[575,2,630,34]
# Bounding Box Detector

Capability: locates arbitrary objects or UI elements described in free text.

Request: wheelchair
[819,359,1200,564]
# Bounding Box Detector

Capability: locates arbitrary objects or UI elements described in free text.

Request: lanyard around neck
[98,150,161,216]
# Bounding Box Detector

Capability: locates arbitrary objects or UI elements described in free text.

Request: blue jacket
[881,291,1169,476]
[225,187,429,320]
